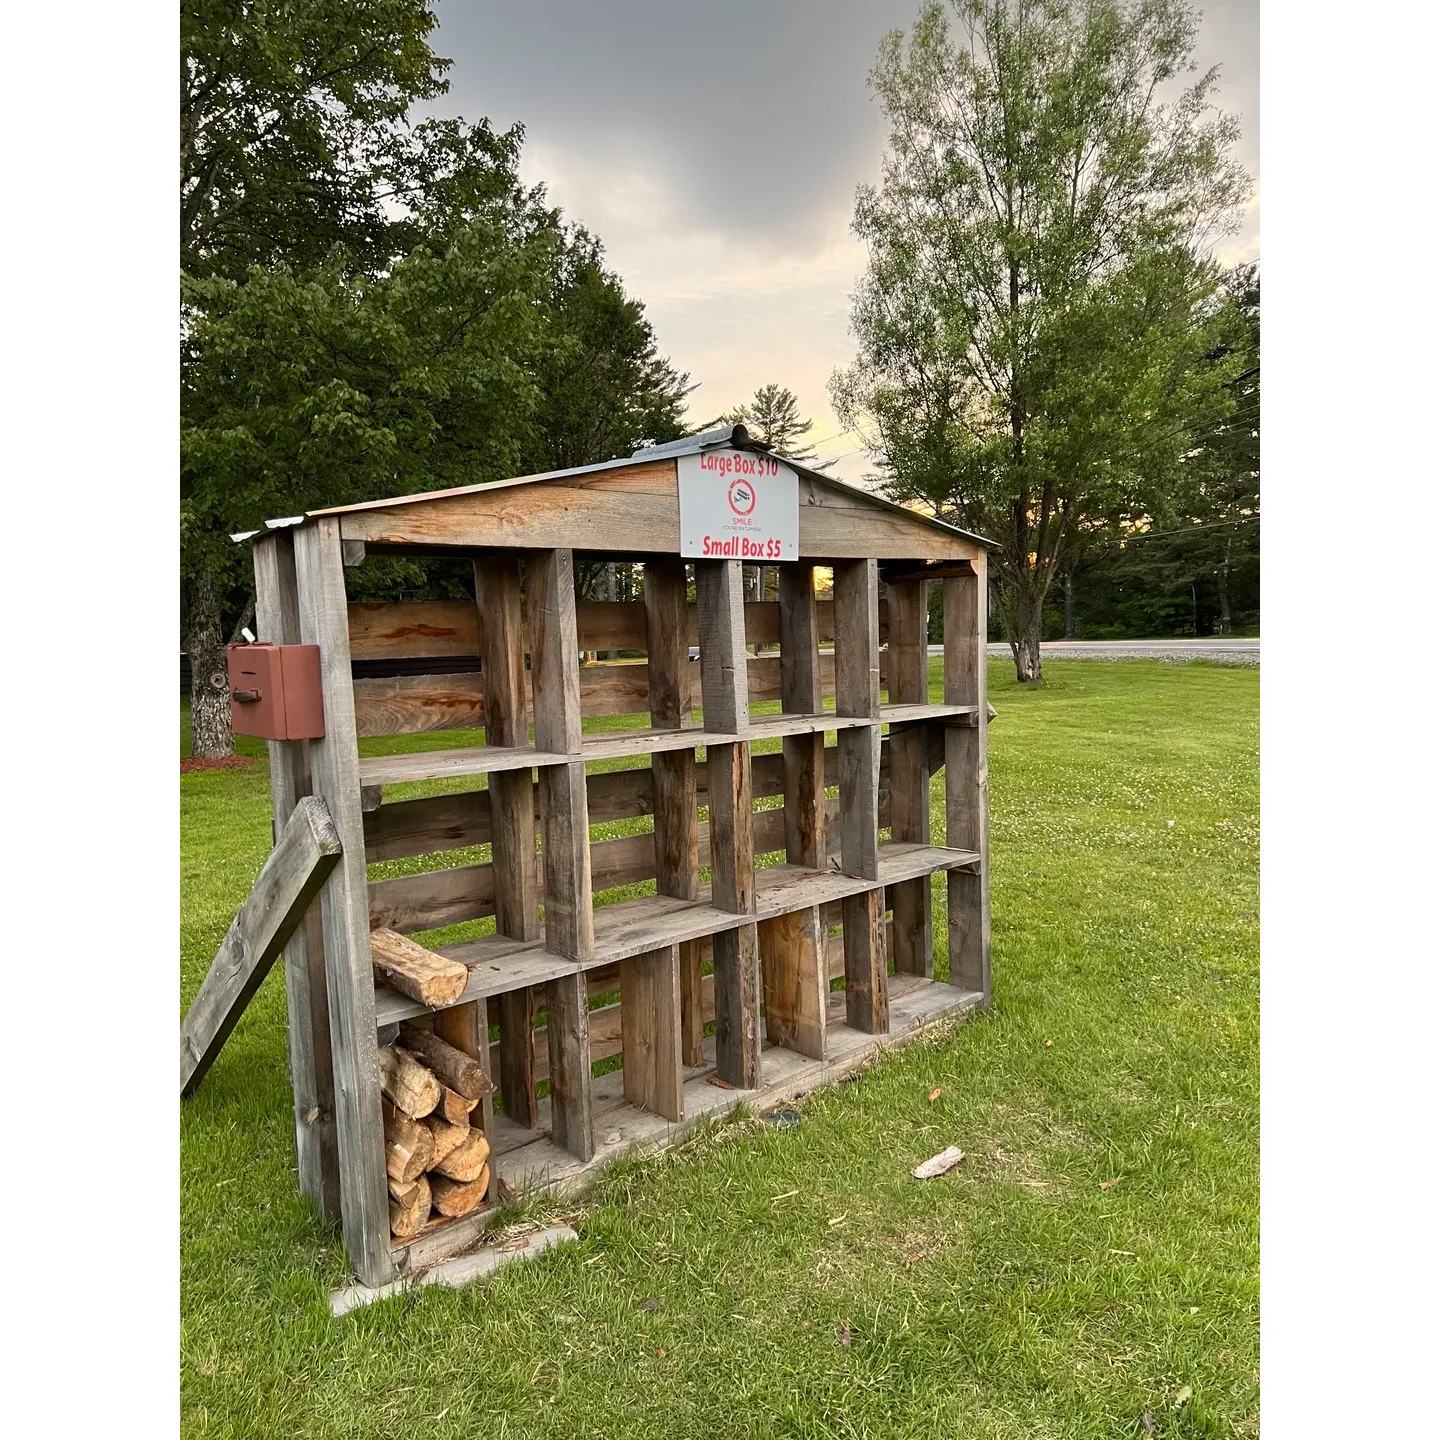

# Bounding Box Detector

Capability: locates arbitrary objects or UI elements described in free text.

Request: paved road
[924,638,1260,665]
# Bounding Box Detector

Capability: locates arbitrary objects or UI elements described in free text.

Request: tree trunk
[1064,571,1075,639]
[1218,537,1232,636]
[600,564,617,660]
[185,568,234,759]
[1012,624,1042,683]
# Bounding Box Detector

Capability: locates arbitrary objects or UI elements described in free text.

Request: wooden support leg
[713,922,762,1088]
[620,944,683,1121]
[944,565,992,1001]
[252,529,340,1221]
[497,988,537,1128]
[759,906,827,1059]
[886,577,933,976]
[889,723,933,976]
[294,516,393,1288]
[545,971,594,1161]
[539,761,594,960]
[679,939,705,1067]
[843,888,890,1034]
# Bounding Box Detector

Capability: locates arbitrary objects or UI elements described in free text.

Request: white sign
[677,448,799,561]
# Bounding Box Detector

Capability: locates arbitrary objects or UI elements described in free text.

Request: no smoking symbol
[727,476,756,517]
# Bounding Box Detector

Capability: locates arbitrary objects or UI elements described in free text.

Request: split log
[388,1174,427,1206]
[377,1044,441,1119]
[422,1114,470,1167]
[389,1172,432,1239]
[437,1085,478,1125]
[382,1100,435,1183]
[371,928,468,1009]
[398,1022,492,1102]
[432,1127,491,1182]
[430,1166,490,1218]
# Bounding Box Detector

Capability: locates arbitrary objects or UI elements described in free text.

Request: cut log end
[422,1114,471,1168]
[430,1166,491,1219]
[377,1044,441,1119]
[437,1085,479,1125]
[371,927,469,1008]
[383,1099,435,1183]
[432,1127,491,1183]
[389,1172,432,1239]
[398,1022,493,1102]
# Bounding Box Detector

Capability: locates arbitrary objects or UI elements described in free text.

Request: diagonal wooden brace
[180,796,343,1096]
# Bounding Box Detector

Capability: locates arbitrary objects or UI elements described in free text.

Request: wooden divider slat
[346,597,875,662]
[886,579,934,977]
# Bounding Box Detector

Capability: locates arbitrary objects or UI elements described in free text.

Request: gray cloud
[429,1,1257,470]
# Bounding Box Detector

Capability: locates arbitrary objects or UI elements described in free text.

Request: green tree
[831,0,1250,681]
[718,384,826,466]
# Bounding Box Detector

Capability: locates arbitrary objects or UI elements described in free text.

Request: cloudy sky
[430,1,1259,482]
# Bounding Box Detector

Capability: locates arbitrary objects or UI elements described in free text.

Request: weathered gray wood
[529,548,594,967]
[620,944,684,1121]
[780,563,826,871]
[696,559,749,734]
[679,939,704,1067]
[842,887,890,1034]
[944,563,992,1002]
[294,515,396,1288]
[759,905,827,1060]
[645,559,700,1073]
[886,579,933,976]
[529,547,583,755]
[180,796,342,1097]
[252,529,339,1219]
[545,971,594,1160]
[477,553,542,1128]
[832,558,887,1033]
[697,557,760,1086]
[645,557,699,900]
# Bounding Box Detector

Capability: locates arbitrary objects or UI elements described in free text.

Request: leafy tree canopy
[830,0,1251,680]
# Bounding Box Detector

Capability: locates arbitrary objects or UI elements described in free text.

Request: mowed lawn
[181,660,1258,1439]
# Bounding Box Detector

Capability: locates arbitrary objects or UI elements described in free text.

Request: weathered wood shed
[195,423,993,1290]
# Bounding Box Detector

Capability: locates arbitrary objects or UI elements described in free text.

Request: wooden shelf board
[358,706,978,787]
[373,843,979,1026]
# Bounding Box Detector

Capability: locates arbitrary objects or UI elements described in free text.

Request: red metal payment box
[227,643,326,740]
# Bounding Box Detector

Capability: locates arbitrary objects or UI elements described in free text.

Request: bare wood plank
[294,515,395,1288]
[678,939,704,1067]
[252,528,338,1219]
[697,557,760,1086]
[363,788,491,864]
[530,548,584,756]
[339,465,682,551]
[180,796,342,1096]
[758,905,827,1061]
[696,559,750,733]
[368,863,495,934]
[497,989,537,1129]
[348,600,478,661]
[620,944,683,1122]
[780,562,826,872]
[842,888,890,1034]
[944,562,992,1001]
[477,553,542,1129]
[886,578,933,977]
[646,557,701,912]
[545,971,594,1160]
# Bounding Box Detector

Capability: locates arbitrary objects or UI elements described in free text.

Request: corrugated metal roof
[249,424,993,549]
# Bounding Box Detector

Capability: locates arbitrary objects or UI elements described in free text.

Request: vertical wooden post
[887,578,933,977]
[529,548,594,1159]
[476,554,541,1130]
[251,529,340,1222]
[620,944,683,1121]
[834,557,888,1035]
[944,558,992,1002]
[293,516,393,1288]
[530,548,594,962]
[697,559,761,1088]
[758,562,827,1060]
[645,559,700,1075]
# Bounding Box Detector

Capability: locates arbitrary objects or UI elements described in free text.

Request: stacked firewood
[378,1021,493,1240]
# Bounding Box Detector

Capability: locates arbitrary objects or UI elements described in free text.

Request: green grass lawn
[181,660,1258,1439]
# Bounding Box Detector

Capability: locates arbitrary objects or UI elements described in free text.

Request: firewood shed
[181,422,994,1291]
